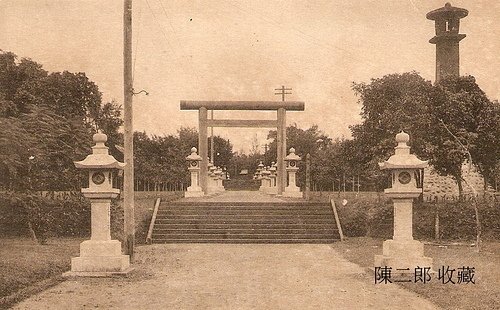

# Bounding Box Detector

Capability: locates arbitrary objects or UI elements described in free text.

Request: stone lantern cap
[379,131,428,170]
[186,147,202,161]
[426,2,468,20]
[261,168,271,176]
[74,132,125,170]
[285,148,301,161]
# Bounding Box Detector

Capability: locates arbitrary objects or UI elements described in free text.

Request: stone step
[157,209,332,215]
[152,233,336,240]
[151,201,338,244]
[154,219,334,224]
[154,223,336,229]
[153,228,338,234]
[151,239,336,244]
[161,202,329,207]
[156,215,332,220]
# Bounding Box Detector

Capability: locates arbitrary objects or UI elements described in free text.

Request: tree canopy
[348,72,500,195]
[0,51,120,192]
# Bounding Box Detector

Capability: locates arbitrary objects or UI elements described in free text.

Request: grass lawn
[331,237,500,310]
[0,193,181,309]
[0,238,81,308]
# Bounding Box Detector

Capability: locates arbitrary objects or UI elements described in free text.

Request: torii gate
[180,100,305,195]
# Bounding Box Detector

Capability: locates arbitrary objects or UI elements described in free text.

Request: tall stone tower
[427,3,468,82]
[424,3,487,199]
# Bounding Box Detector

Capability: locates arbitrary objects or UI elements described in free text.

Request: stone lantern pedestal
[207,163,218,194]
[215,167,225,192]
[66,132,130,276]
[283,148,302,198]
[185,147,204,197]
[268,163,278,195]
[259,168,271,193]
[256,161,264,185]
[374,131,433,270]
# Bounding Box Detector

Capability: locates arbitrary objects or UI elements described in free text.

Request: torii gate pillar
[276,108,286,194]
[199,107,208,192]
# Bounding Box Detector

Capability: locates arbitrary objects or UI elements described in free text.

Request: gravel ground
[13,243,439,309]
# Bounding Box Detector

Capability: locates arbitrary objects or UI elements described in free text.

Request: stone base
[282,190,303,198]
[206,185,220,195]
[374,239,433,270]
[260,186,276,194]
[184,187,205,198]
[185,187,204,197]
[63,267,134,278]
[267,187,278,195]
[70,240,130,274]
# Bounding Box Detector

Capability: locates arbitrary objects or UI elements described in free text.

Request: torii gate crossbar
[180,100,305,195]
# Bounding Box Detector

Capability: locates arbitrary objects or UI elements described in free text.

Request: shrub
[332,194,500,241]
[0,192,91,241]
[366,200,393,239]
[333,199,370,237]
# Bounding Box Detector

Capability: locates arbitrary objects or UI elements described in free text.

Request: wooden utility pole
[199,107,208,192]
[123,0,135,261]
[275,86,292,102]
[274,87,290,194]
[210,110,214,164]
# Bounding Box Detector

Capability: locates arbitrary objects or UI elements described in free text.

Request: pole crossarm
[180,100,304,111]
[206,119,278,128]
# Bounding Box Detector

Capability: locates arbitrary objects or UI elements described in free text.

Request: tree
[208,136,233,168]
[426,76,500,195]
[0,51,121,192]
[132,128,233,189]
[227,152,262,178]
[350,72,435,168]
[0,51,47,110]
[349,72,499,196]
[14,71,102,127]
[266,124,332,188]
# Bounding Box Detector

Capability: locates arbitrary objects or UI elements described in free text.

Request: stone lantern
[69,132,130,275]
[283,148,302,198]
[259,167,271,192]
[207,161,218,194]
[268,162,278,194]
[215,166,225,192]
[256,161,264,179]
[185,147,204,197]
[375,131,433,270]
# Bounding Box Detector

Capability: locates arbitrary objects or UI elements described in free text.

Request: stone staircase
[151,201,340,243]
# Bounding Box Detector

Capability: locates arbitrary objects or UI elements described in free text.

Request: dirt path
[14,244,439,309]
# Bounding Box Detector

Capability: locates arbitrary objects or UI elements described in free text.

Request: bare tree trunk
[456,176,464,200]
[434,204,440,241]
[305,154,311,200]
[27,220,39,244]
[463,175,481,253]
[473,198,482,253]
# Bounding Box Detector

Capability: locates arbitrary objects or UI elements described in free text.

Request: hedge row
[333,197,500,241]
[2,192,498,242]
[0,192,124,243]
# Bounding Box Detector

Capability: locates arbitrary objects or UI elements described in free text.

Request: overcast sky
[1,0,498,153]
